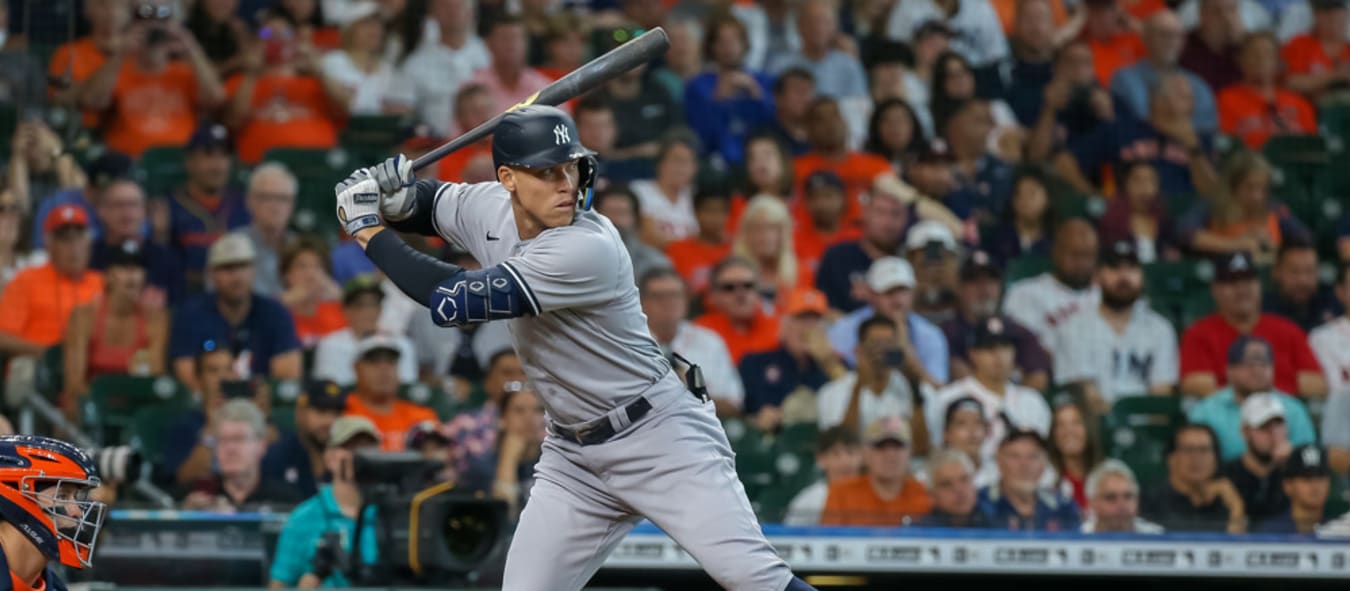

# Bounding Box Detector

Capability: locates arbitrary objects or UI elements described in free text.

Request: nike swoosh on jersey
[486,232,500,241]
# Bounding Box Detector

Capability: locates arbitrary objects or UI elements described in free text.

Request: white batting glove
[371,154,416,222]
[334,169,382,236]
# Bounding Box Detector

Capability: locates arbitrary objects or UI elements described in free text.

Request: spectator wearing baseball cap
[826,257,948,384]
[941,250,1051,392]
[0,204,103,357]
[1179,251,1326,398]
[903,220,962,322]
[976,430,1081,531]
[1257,445,1334,534]
[784,427,864,526]
[928,317,1052,465]
[812,174,915,313]
[1050,240,1179,411]
[1188,335,1317,461]
[343,336,437,452]
[821,416,932,526]
[61,241,168,413]
[1002,219,1101,351]
[29,151,135,250]
[793,170,861,273]
[261,380,349,498]
[739,286,846,432]
[166,122,251,294]
[313,275,418,386]
[169,233,303,392]
[1219,393,1296,526]
[816,316,920,444]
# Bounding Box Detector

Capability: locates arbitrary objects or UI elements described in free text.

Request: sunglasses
[1098,491,1137,502]
[715,281,756,293]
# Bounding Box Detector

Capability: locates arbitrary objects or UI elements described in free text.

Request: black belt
[553,397,653,446]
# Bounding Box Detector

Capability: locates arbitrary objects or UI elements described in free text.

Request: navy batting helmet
[493,105,600,210]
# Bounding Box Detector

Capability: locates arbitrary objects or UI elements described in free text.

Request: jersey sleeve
[428,182,503,252]
[500,227,624,314]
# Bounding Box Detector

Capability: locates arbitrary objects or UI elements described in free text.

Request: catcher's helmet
[492,105,600,210]
[0,436,107,569]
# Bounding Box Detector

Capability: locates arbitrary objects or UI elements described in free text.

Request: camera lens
[440,505,499,561]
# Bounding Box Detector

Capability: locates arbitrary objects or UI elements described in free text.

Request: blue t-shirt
[942,154,1016,222]
[1066,116,1214,198]
[169,293,301,378]
[738,346,831,414]
[684,70,776,164]
[814,241,875,313]
[1187,387,1318,461]
[165,187,251,294]
[329,241,376,285]
[976,485,1081,532]
[269,485,379,587]
[826,306,949,382]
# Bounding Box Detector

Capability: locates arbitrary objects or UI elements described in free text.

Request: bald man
[1110,10,1218,133]
[1001,219,1101,351]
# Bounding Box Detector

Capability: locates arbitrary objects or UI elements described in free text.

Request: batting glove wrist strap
[334,170,384,236]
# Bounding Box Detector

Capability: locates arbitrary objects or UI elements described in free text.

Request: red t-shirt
[1218,84,1318,149]
[1179,313,1322,394]
[1281,34,1350,76]
[665,239,730,294]
[225,74,339,163]
[792,152,893,227]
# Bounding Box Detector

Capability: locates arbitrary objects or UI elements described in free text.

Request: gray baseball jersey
[428,181,675,424]
[423,181,793,591]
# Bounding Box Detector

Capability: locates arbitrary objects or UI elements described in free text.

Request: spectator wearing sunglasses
[696,256,782,365]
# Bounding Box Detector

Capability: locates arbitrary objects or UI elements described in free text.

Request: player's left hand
[334,169,383,236]
[372,154,416,221]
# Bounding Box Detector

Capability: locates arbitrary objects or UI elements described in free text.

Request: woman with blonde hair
[1177,150,1311,264]
[733,195,814,303]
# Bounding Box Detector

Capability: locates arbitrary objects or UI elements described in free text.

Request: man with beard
[1002,219,1101,352]
[1264,241,1339,333]
[262,380,347,498]
[1179,251,1326,398]
[942,251,1051,392]
[1051,240,1178,413]
[1219,394,1294,527]
[1188,336,1318,461]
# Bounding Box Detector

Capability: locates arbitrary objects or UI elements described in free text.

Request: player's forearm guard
[429,265,536,326]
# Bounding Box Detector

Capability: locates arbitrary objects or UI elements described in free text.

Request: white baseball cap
[356,335,403,360]
[207,232,256,268]
[1240,393,1285,428]
[904,220,958,253]
[866,257,916,292]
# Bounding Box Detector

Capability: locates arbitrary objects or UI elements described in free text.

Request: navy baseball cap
[972,316,1016,349]
[302,380,348,412]
[85,151,136,190]
[1227,334,1273,366]
[1100,239,1140,267]
[1214,251,1258,282]
[104,240,148,269]
[1312,0,1346,11]
[999,428,1048,451]
[1284,445,1332,478]
[186,122,233,153]
[959,250,1002,282]
[803,170,844,194]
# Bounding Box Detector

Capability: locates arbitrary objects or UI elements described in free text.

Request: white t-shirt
[321,50,397,115]
[312,328,420,385]
[784,480,828,526]
[629,180,697,244]
[1309,317,1350,395]
[1052,302,1180,402]
[386,37,490,135]
[927,376,1052,465]
[668,321,745,407]
[1002,272,1100,352]
[816,370,914,436]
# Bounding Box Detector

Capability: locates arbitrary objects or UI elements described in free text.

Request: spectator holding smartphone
[816,316,922,450]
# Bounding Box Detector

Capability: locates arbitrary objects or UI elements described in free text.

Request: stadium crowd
[3,0,1350,574]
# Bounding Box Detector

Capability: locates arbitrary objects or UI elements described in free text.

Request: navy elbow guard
[430,265,537,326]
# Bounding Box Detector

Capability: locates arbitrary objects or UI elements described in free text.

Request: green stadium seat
[138,146,187,198]
[261,147,354,237]
[131,404,189,466]
[1101,395,1183,487]
[399,383,455,421]
[1054,193,1106,221]
[266,379,305,409]
[270,407,297,433]
[1318,102,1350,141]
[732,428,779,500]
[34,345,63,404]
[777,423,819,456]
[339,114,407,163]
[1006,254,1051,284]
[84,376,194,446]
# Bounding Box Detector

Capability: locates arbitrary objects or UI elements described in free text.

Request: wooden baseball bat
[410,27,671,171]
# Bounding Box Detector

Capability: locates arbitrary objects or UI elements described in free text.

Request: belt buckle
[573,424,597,445]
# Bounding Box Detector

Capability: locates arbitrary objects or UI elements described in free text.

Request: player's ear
[498,166,515,192]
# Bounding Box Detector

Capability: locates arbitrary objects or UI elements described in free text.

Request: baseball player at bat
[334,106,817,590]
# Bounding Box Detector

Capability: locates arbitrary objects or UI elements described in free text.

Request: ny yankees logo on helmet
[553,124,570,145]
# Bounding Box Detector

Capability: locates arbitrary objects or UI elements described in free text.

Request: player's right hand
[372,154,416,221]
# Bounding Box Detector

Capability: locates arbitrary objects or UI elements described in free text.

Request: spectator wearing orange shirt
[795,171,860,273]
[343,336,437,452]
[224,12,345,164]
[79,6,226,158]
[1282,0,1350,97]
[695,256,781,364]
[279,237,346,348]
[436,83,497,183]
[1080,0,1147,87]
[793,97,894,227]
[666,189,732,295]
[0,206,103,357]
[734,195,815,305]
[1219,32,1317,149]
[821,416,932,526]
[471,16,555,116]
[49,0,130,114]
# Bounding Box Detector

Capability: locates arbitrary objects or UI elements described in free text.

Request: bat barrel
[411,27,671,172]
